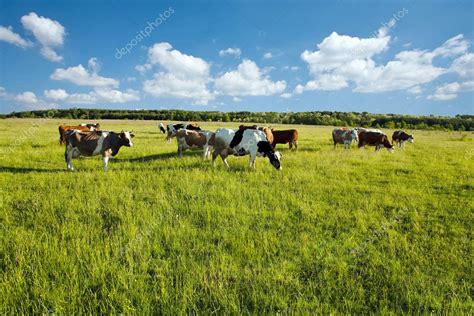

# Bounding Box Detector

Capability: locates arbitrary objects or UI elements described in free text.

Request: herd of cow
[57,122,413,171]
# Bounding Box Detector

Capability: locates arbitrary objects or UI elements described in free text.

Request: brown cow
[270,129,298,150]
[392,130,414,148]
[58,124,98,145]
[358,131,394,152]
[175,129,215,158]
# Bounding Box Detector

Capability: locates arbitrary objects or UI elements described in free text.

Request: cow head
[257,141,282,170]
[382,136,394,152]
[120,130,134,147]
[408,135,414,143]
[351,129,359,141]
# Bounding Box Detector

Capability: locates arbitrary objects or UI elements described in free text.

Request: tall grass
[0,119,472,313]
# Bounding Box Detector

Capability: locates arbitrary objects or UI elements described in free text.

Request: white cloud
[407,86,422,94]
[44,89,68,101]
[127,76,137,82]
[450,53,474,79]
[299,29,468,94]
[15,91,38,104]
[142,42,214,104]
[21,12,65,62]
[219,47,241,58]
[0,26,31,48]
[215,59,286,96]
[432,34,469,58]
[263,52,272,59]
[51,58,119,88]
[93,88,140,103]
[44,88,140,104]
[0,86,6,97]
[143,72,213,104]
[135,63,152,75]
[280,93,292,98]
[428,81,474,101]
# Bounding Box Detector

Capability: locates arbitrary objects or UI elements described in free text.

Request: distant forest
[2,108,473,131]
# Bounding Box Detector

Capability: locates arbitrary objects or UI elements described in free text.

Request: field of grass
[0,118,472,313]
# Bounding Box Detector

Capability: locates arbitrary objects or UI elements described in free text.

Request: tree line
[2,108,473,131]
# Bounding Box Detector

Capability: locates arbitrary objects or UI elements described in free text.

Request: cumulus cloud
[280,93,292,98]
[21,12,65,62]
[44,88,140,104]
[428,81,474,101]
[215,59,286,96]
[142,42,214,104]
[298,28,469,94]
[14,91,38,104]
[51,58,119,88]
[0,26,31,48]
[219,47,241,58]
[93,88,140,103]
[44,88,69,101]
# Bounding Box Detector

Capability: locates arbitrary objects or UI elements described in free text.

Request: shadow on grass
[116,150,203,163]
[0,166,64,173]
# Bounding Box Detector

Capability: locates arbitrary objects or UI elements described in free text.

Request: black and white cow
[212,128,282,170]
[159,122,166,134]
[64,130,134,171]
[392,130,414,148]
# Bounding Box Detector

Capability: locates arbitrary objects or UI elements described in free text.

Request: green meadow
[0,119,472,314]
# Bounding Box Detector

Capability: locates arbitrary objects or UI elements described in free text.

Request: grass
[0,118,473,314]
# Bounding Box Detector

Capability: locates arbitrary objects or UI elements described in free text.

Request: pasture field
[0,118,472,314]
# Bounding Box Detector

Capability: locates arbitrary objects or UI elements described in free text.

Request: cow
[175,129,215,158]
[332,128,358,150]
[229,125,273,148]
[270,129,298,150]
[58,124,96,145]
[355,127,382,134]
[392,130,414,148]
[159,122,166,134]
[166,123,201,142]
[212,128,282,170]
[64,130,134,171]
[358,130,394,152]
[79,123,101,130]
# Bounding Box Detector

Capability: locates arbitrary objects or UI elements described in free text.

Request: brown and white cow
[332,128,358,150]
[358,130,394,152]
[175,129,215,158]
[166,123,201,141]
[58,124,98,145]
[392,130,414,148]
[64,130,134,171]
[270,129,298,150]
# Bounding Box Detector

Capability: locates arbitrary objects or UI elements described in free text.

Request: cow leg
[212,149,219,167]
[294,141,298,151]
[249,153,256,169]
[65,146,74,171]
[103,156,110,171]
[221,153,230,168]
[203,145,209,159]
[177,144,183,158]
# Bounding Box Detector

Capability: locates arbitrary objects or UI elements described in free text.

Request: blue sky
[0,0,473,115]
